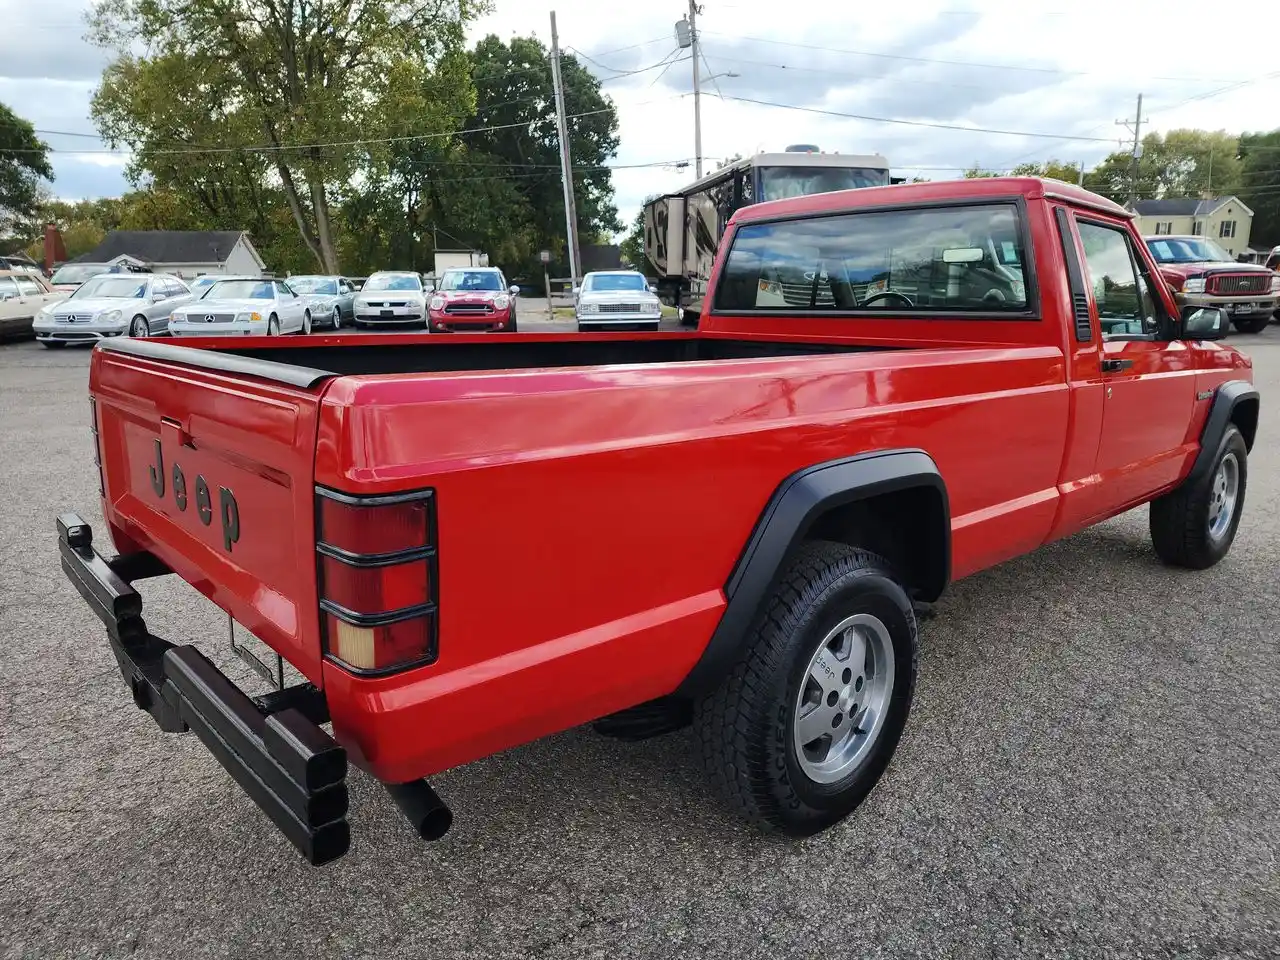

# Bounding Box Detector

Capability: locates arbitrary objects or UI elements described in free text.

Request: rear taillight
[316,487,437,675]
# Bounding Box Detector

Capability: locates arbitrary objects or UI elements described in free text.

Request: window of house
[1192,221,1203,235]
[714,202,1031,314]
[1219,220,1237,239]
[1153,221,1174,235]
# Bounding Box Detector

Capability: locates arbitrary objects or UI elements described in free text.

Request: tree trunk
[309,177,338,273]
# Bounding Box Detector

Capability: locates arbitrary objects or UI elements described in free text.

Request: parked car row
[1144,235,1280,333]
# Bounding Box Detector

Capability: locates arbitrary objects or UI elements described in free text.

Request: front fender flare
[675,449,949,699]
[1188,380,1259,486]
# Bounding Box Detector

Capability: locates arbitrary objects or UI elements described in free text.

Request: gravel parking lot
[1,329,1277,959]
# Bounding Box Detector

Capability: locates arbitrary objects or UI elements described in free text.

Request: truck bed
[101,332,886,380]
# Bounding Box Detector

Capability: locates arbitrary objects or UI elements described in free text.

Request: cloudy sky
[4,0,1278,229]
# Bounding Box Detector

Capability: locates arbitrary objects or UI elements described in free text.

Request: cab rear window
[714,202,1032,316]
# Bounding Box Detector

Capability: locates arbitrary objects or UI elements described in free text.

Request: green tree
[1010,160,1083,183]
[1239,129,1280,248]
[0,103,53,236]
[459,35,621,278]
[619,209,652,273]
[89,0,489,272]
[963,165,999,178]
[1085,129,1242,204]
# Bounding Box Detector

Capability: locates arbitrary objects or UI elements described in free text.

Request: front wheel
[300,310,312,335]
[331,307,342,330]
[129,316,150,338]
[267,316,280,336]
[1150,424,1248,569]
[694,541,918,836]
[1231,315,1269,334]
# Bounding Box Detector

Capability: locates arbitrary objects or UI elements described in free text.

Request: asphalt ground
[1,325,1277,959]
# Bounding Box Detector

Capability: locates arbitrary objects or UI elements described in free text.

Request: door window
[275,281,296,298]
[1075,221,1163,338]
[14,278,41,296]
[0,278,19,300]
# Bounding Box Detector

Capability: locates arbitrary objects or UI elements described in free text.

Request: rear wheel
[1150,424,1248,569]
[694,541,918,836]
[1231,315,1270,334]
[129,316,149,338]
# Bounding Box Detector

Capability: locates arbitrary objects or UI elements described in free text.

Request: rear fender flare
[1188,380,1259,485]
[675,449,950,699]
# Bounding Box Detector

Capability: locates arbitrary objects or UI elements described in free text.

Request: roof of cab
[732,176,1131,225]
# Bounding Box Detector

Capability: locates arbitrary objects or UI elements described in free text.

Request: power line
[698,31,1250,84]
[715,95,1118,142]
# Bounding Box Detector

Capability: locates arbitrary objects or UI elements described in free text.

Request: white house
[71,230,267,280]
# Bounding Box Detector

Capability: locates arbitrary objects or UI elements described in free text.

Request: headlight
[99,309,122,323]
[1270,275,1280,293]
[646,299,662,314]
[35,307,49,323]
[430,296,445,310]
[1184,278,1206,293]
[493,295,510,310]
[580,302,599,314]
[235,312,262,323]
[354,299,368,309]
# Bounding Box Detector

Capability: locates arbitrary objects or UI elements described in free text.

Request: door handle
[1101,358,1133,372]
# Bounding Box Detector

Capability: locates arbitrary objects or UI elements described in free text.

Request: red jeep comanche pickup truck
[59,178,1258,866]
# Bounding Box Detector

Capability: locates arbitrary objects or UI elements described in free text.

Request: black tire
[40,341,66,349]
[1150,424,1248,569]
[129,315,149,338]
[300,310,312,335]
[1231,315,1269,334]
[694,541,918,837]
[578,322,592,333]
[267,315,280,336]
[331,307,342,330]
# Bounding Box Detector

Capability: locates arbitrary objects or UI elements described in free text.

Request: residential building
[70,230,266,279]
[1128,197,1254,258]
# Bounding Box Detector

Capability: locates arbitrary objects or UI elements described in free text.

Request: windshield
[757,165,890,202]
[585,273,648,292]
[73,277,150,300]
[439,270,503,292]
[1145,237,1233,263]
[51,264,115,285]
[364,273,422,292]
[191,276,218,290]
[206,279,274,300]
[288,277,337,295]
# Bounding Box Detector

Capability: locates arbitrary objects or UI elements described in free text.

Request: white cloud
[4,0,1276,221]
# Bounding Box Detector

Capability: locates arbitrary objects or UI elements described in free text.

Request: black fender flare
[675,448,950,698]
[1188,380,1259,485]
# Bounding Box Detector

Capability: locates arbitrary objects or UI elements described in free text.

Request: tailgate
[90,341,333,684]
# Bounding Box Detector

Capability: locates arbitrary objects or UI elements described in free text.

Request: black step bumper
[57,513,350,866]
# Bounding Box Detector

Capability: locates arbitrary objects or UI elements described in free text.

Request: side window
[15,278,41,296]
[0,278,19,299]
[276,281,296,298]
[714,202,1031,315]
[1075,221,1163,338]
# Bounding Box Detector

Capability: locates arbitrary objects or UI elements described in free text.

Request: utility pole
[549,11,582,286]
[1078,160,1085,187]
[1117,93,1144,207]
[690,0,703,178]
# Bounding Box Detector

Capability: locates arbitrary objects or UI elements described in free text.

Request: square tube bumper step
[57,513,350,866]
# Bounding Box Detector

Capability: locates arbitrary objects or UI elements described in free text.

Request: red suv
[428,267,519,332]
[1145,235,1279,333]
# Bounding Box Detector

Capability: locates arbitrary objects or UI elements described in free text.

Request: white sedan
[169,277,312,337]
[352,271,427,326]
[575,270,664,331]
[33,273,194,346]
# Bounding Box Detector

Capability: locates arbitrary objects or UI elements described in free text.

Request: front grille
[183,313,236,323]
[597,303,643,314]
[365,300,411,308]
[56,314,95,323]
[444,303,493,315]
[1208,274,1268,295]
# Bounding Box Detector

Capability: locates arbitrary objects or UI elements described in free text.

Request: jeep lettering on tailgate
[148,439,241,552]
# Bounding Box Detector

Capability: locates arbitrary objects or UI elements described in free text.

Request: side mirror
[509,285,520,296]
[571,285,580,296]
[1182,305,1229,340]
